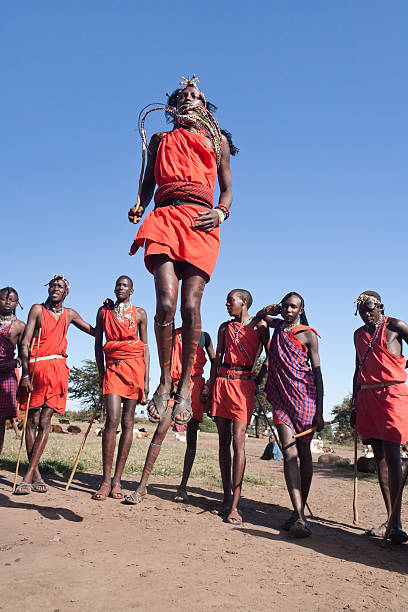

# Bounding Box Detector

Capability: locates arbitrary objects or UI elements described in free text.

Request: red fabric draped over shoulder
[355,317,408,444]
[102,306,145,401]
[131,129,220,281]
[20,307,69,414]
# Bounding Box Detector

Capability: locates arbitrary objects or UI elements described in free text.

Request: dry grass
[1,422,273,489]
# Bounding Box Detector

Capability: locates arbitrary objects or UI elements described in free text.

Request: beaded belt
[221,362,252,372]
[218,372,255,381]
[173,375,203,383]
[29,354,65,363]
[360,381,402,390]
[155,199,212,210]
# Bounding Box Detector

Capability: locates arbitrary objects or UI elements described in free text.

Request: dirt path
[1,437,407,611]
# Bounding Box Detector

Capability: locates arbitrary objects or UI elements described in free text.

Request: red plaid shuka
[0,324,18,419]
[266,322,319,440]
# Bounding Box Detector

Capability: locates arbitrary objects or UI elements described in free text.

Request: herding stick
[353,429,359,525]
[65,393,103,491]
[12,328,42,493]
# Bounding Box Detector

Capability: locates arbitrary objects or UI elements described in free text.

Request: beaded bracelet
[215,205,230,220]
[216,208,225,225]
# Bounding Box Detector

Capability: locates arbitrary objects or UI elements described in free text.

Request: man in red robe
[352,290,408,544]
[124,77,236,505]
[206,290,269,524]
[92,276,149,501]
[15,275,94,495]
[172,327,215,502]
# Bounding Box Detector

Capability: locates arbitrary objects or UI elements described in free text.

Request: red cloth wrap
[131,128,220,280]
[171,328,207,422]
[355,317,408,444]
[212,322,259,424]
[20,307,69,414]
[102,307,145,401]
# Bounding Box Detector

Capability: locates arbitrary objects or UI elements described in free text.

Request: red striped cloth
[266,322,318,440]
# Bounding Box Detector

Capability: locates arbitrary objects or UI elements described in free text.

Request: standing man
[15,275,94,494]
[92,276,149,501]
[207,290,269,525]
[351,290,408,544]
[172,327,215,502]
[128,74,237,426]
[258,292,324,538]
[0,287,25,455]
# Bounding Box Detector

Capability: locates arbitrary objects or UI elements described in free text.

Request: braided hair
[0,286,21,315]
[280,291,309,326]
[165,88,239,156]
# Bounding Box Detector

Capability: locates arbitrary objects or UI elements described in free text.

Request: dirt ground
[1,433,407,611]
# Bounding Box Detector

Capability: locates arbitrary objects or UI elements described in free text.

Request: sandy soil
[0,434,407,611]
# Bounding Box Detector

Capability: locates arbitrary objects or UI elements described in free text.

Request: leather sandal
[172,393,192,426]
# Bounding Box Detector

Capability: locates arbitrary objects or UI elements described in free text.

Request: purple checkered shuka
[266,322,316,436]
[0,324,18,419]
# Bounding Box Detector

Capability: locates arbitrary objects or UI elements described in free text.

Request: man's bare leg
[384,441,406,537]
[0,419,5,455]
[364,439,391,536]
[175,266,206,422]
[92,394,122,500]
[175,418,200,500]
[125,407,173,503]
[12,420,21,439]
[21,406,53,490]
[227,420,247,524]
[213,417,232,515]
[277,423,311,535]
[149,257,179,420]
[111,398,137,497]
[297,440,313,507]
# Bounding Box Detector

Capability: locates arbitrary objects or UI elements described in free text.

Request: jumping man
[15,275,94,494]
[93,276,149,501]
[124,76,237,505]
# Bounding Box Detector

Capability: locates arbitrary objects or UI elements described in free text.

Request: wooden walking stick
[12,328,42,493]
[353,429,359,525]
[383,461,408,542]
[254,394,314,519]
[65,393,103,491]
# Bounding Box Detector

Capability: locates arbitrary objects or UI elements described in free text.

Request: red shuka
[131,128,220,280]
[212,322,259,424]
[20,307,69,414]
[171,328,207,422]
[102,306,145,401]
[355,317,408,444]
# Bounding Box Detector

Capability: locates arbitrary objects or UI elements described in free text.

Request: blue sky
[2,1,407,416]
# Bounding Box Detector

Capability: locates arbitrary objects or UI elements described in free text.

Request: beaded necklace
[0,313,16,331]
[359,315,384,369]
[114,302,136,329]
[283,318,300,333]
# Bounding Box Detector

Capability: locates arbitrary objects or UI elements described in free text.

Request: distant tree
[253,358,272,437]
[330,394,353,443]
[68,360,102,419]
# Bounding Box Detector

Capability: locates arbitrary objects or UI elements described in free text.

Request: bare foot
[92,482,111,501]
[226,508,243,525]
[110,482,124,500]
[211,501,231,516]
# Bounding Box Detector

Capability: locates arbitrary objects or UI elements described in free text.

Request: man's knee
[121,414,134,431]
[180,301,200,326]
[105,413,121,431]
[282,445,298,462]
[156,292,177,322]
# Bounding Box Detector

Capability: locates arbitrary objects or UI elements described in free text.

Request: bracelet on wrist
[215,205,230,221]
[215,208,225,225]
[15,357,22,368]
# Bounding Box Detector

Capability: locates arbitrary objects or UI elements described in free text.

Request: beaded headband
[354,292,382,315]
[45,274,70,290]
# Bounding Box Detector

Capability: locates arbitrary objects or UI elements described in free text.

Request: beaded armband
[214,205,230,222]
